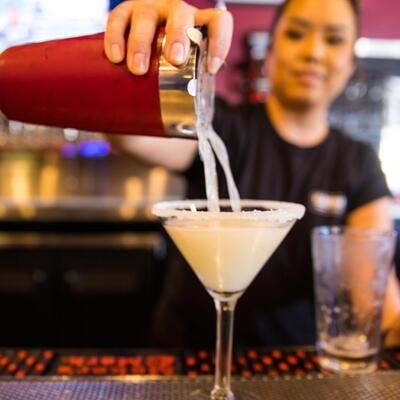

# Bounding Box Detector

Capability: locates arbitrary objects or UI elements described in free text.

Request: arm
[109,135,198,171]
[346,197,400,346]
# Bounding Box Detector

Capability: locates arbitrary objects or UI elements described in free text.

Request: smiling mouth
[294,71,324,84]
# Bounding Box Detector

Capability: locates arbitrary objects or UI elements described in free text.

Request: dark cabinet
[0,229,167,348]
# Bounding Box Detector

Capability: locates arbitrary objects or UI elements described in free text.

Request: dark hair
[269,0,360,40]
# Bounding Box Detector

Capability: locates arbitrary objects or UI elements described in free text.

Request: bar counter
[0,347,399,399]
[0,373,400,400]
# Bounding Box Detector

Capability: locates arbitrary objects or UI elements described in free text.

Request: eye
[326,36,345,46]
[285,29,304,40]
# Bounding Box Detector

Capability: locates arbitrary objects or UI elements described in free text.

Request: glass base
[189,388,259,400]
[319,354,377,374]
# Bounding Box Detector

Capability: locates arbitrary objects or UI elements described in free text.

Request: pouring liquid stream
[195,91,240,212]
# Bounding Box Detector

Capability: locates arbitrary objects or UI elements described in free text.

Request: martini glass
[153,199,305,400]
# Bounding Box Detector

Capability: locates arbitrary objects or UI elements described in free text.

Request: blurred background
[0,0,398,348]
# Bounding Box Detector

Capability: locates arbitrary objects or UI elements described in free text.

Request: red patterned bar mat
[0,347,398,378]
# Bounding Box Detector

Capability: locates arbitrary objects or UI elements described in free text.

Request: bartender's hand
[104,0,233,75]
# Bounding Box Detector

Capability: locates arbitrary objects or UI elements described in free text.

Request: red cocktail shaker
[0,27,214,139]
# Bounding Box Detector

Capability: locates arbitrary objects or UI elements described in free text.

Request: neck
[266,96,329,148]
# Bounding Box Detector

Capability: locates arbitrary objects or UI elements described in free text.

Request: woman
[104,0,400,347]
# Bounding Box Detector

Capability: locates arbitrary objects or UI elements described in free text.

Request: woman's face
[266,0,357,110]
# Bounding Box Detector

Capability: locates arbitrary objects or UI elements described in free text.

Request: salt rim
[152,199,305,222]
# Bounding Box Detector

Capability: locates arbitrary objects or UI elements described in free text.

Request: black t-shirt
[151,99,391,347]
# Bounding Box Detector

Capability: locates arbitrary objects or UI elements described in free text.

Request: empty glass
[312,226,397,373]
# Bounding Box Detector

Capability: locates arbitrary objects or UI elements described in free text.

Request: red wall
[190,0,400,103]
[361,0,400,39]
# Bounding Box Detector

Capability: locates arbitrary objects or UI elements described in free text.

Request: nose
[300,32,325,63]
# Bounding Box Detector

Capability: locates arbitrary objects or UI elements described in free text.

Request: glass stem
[211,297,237,400]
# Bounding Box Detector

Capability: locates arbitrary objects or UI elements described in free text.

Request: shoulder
[330,126,363,148]
[329,128,391,212]
[329,127,377,163]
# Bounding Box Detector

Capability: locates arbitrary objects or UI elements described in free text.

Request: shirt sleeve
[347,142,392,212]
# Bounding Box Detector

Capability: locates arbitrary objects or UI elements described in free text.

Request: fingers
[195,9,233,74]
[104,1,135,63]
[163,1,196,67]
[104,0,233,76]
[126,4,159,74]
